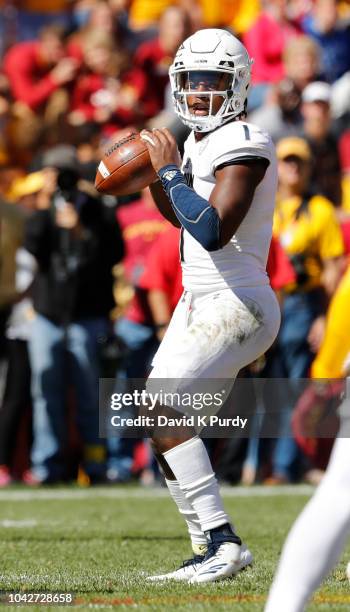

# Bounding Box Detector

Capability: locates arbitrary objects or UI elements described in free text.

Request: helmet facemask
[170,67,251,132]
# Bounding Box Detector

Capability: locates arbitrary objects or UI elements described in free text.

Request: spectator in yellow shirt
[274,137,344,300]
[266,136,344,484]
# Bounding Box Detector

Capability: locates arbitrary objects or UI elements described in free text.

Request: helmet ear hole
[238,68,248,80]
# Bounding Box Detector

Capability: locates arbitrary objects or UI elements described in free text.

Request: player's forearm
[158,165,221,251]
[149,181,181,227]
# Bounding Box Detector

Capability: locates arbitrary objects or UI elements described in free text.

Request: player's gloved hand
[140,128,182,172]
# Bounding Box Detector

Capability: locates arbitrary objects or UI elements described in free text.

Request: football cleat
[146,553,205,582]
[146,544,252,583]
[189,524,252,584]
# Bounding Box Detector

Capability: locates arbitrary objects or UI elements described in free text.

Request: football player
[140,29,281,583]
[265,417,350,611]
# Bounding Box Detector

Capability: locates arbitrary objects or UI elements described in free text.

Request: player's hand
[140,128,181,172]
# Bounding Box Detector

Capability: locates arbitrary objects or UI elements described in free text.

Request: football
[95,132,157,196]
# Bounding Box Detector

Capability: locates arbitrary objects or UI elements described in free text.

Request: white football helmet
[169,29,253,133]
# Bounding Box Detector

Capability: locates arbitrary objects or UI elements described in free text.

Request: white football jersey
[180,120,277,292]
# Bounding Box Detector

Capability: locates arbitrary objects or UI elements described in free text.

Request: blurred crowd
[0,0,350,488]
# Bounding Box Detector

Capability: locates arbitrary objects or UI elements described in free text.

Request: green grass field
[0,485,349,611]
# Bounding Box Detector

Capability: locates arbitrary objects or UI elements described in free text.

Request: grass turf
[0,486,349,611]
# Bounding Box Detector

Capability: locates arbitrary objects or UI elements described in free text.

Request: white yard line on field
[0,484,314,502]
[0,520,38,528]
[0,519,73,527]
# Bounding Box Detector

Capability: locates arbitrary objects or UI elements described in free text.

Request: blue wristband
[158,164,186,190]
[158,164,221,251]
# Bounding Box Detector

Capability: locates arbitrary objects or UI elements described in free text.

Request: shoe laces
[181,554,205,568]
[202,541,222,562]
[203,532,241,562]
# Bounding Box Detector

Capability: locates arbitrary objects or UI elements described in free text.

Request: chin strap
[158,164,222,252]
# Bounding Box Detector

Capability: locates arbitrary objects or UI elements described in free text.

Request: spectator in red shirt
[68,0,124,63]
[69,29,146,134]
[139,225,182,341]
[134,5,190,120]
[244,0,301,110]
[249,36,321,143]
[116,189,169,292]
[3,24,78,151]
[4,24,78,111]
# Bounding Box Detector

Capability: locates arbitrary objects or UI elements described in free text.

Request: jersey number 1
[243,125,250,140]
